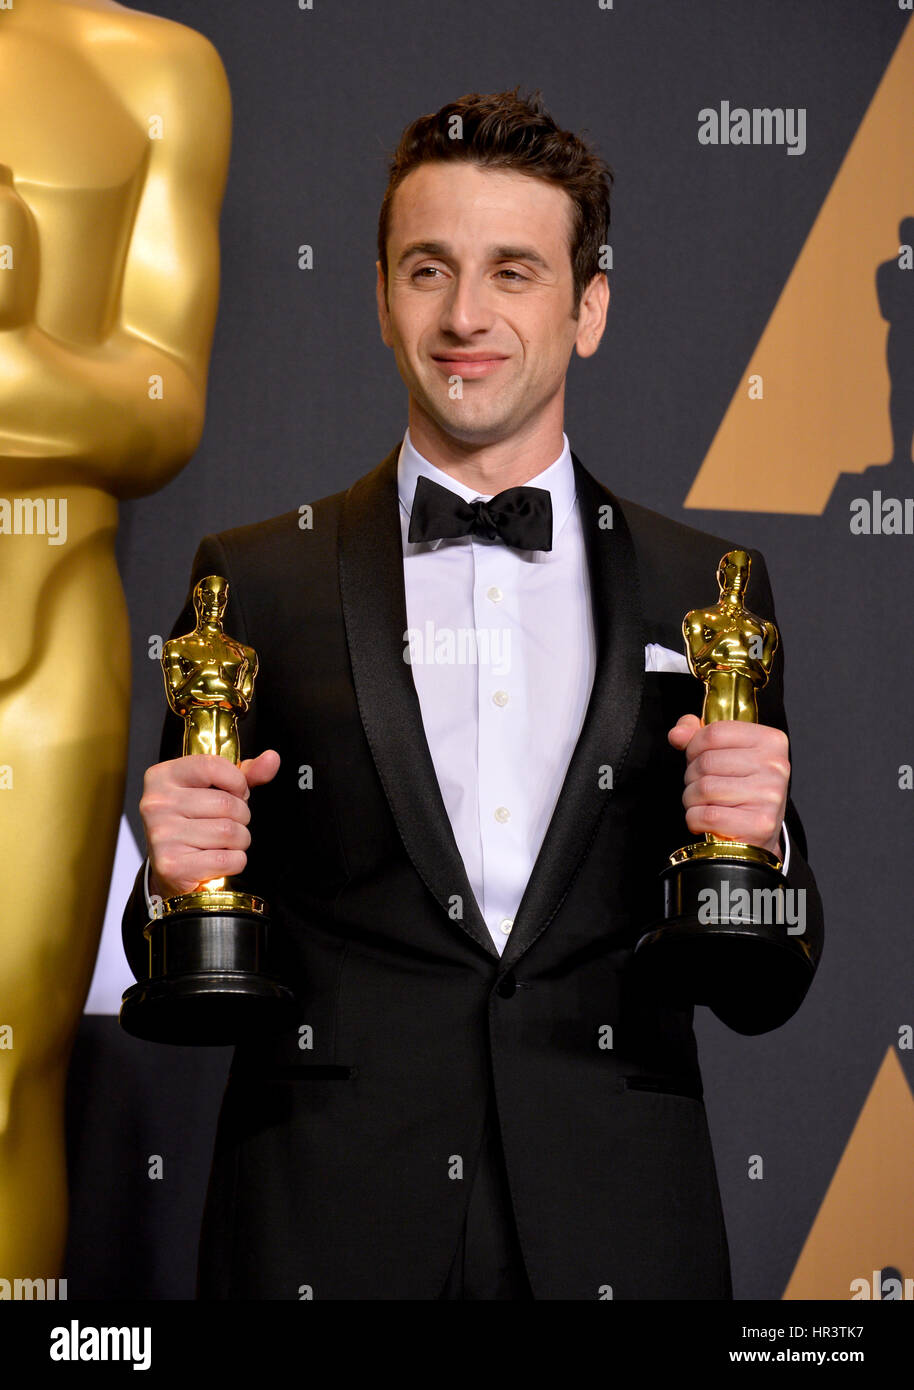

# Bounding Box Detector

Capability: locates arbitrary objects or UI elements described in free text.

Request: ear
[574,272,610,359]
[376,260,393,347]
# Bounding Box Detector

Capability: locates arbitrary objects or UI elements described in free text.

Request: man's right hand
[140,749,280,900]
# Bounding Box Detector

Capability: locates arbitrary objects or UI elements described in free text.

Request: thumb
[668,713,701,749]
[239,748,281,791]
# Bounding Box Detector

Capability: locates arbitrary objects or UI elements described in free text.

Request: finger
[684,803,783,847]
[172,817,252,852]
[141,782,248,835]
[682,720,787,753]
[240,749,281,788]
[180,788,252,823]
[668,714,701,747]
[167,754,251,798]
[684,748,768,784]
[151,848,248,896]
[683,776,783,810]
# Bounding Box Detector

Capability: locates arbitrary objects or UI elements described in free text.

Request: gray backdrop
[63,0,913,1300]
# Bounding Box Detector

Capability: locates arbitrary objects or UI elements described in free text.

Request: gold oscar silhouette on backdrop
[119,576,297,1046]
[634,550,815,1034]
[0,0,231,1280]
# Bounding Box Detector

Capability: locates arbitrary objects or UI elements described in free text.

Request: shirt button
[499,917,514,935]
[492,689,509,707]
[494,806,511,824]
[487,586,503,603]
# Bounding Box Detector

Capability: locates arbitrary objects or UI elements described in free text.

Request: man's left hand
[668,715,790,858]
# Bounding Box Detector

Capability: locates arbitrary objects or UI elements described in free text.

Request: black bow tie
[407,475,553,552]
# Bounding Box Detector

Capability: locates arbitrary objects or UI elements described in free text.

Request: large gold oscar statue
[0,0,231,1280]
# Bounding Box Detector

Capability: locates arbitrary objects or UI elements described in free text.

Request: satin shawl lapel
[499,453,645,970]
[338,444,498,959]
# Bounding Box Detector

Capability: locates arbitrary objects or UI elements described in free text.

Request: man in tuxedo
[122,89,823,1300]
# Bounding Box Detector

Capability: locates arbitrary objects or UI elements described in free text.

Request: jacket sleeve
[706,547,825,1034]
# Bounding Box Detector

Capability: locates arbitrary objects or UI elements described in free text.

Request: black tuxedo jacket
[122,444,824,1300]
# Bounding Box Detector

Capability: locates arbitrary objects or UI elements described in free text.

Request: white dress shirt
[398,429,788,956]
[143,434,789,925]
[399,428,594,955]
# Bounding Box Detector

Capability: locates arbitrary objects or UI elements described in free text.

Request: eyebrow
[395,240,552,271]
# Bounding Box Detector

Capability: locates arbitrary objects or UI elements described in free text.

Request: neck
[407,400,566,494]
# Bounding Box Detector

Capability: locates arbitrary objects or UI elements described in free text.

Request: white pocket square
[644,643,691,674]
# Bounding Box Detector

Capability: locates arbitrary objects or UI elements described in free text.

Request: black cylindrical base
[633,856,815,1034]
[119,910,298,1046]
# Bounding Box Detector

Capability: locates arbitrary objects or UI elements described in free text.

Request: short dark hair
[377,87,613,318]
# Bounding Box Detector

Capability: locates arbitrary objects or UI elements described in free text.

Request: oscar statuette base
[633,845,816,1035]
[119,890,298,1046]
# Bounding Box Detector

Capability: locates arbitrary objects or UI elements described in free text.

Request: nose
[437,271,496,340]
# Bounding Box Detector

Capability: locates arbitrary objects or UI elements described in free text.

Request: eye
[497,268,527,281]
[411,266,443,280]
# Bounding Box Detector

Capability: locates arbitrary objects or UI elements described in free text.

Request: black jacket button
[496,974,517,998]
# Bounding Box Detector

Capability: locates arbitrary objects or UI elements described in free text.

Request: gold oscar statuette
[633,550,815,1033]
[119,576,297,1045]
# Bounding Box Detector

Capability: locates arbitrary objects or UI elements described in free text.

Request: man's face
[376,162,607,448]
